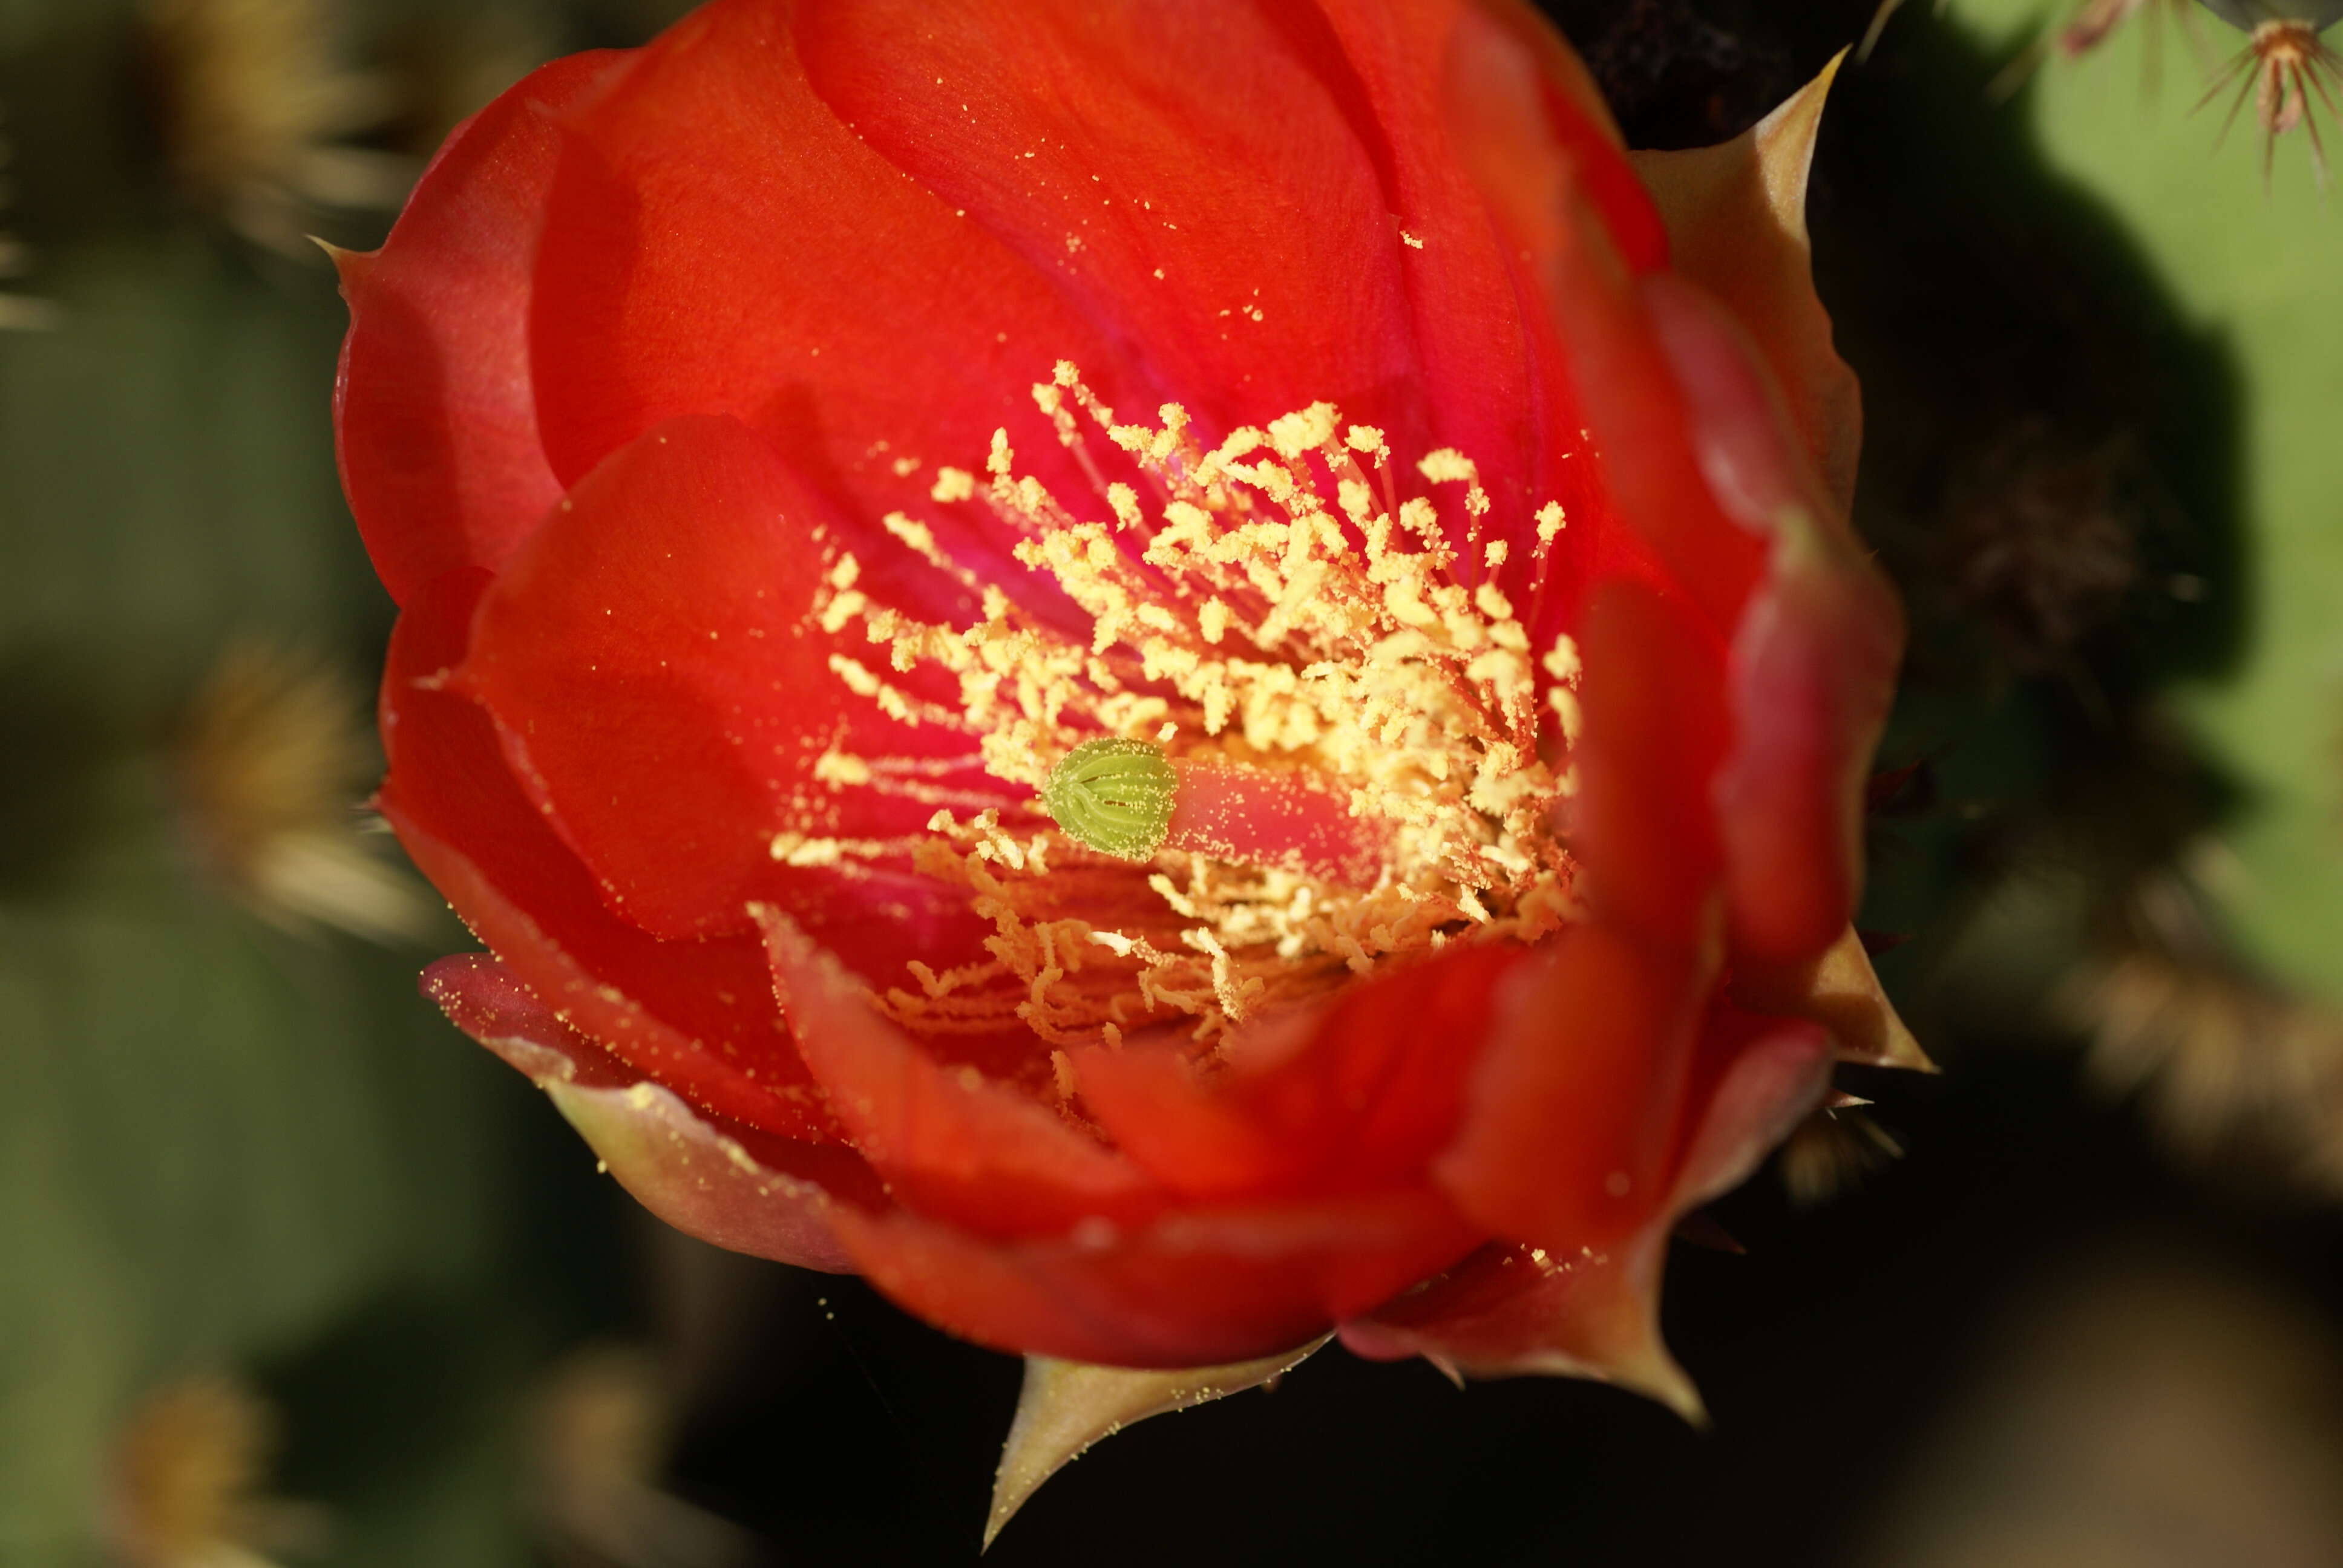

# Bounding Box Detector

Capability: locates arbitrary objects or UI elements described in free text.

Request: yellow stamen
[797,369,1588,1047]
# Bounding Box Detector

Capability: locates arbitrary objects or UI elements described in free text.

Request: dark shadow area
[0,648,130,895]
[657,1045,2343,1567]
[260,1287,522,1506]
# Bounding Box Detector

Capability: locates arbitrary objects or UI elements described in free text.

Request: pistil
[1041,737,1389,888]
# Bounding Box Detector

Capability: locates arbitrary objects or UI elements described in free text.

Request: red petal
[528,0,1680,619]
[760,909,1162,1238]
[1642,276,1904,963]
[424,953,877,1272]
[1070,942,1526,1201]
[454,414,997,958]
[1573,575,1729,946]
[333,51,623,606]
[1344,1021,1828,1399]
[831,1187,1480,1368]
[1433,919,1707,1254]
[1339,1240,1688,1411]
[795,0,1417,449]
[526,0,1118,600]
[1535,178,1766,633]
[378,567,836,1140]
[1308,0,1660,585]
[1448,0,1667,272]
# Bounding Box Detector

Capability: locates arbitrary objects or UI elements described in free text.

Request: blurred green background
[4,1,2343,1564]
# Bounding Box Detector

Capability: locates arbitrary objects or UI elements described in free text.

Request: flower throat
[796,363,1585,1056]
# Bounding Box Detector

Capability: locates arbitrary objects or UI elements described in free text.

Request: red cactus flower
[336,0,1912,1528]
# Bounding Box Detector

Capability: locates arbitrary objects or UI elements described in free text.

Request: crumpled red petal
[454,413,999,961]
[526,0,1121,609]
[1069,943,1526,1202]
[333,51,623,606]
[831,1186,1481,1370]
[1342,1019,1830,1397]
[1432,919,1706,1255]
[378,567,836,1139]
[424,953,874,1272]
[760,909,1162,1238]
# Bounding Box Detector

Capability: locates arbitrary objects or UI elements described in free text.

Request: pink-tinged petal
[527,0,1122,598]
[759,908,1163,1238]
[1070,944,1527,1201]
[424,954,871,1272]
[1666,1011,1837,1212]
[831,1187,1481,1370]
[333,51,623,606]
[1434,920,1707,1255]
[1643,276,1904,964]
[1573,575,1731,946]
[1344,1023,1830,1408]
[1630,54,1862,514]
[454,414,998,958]
[985,1340,1330,1549]
[378,568,837,1140]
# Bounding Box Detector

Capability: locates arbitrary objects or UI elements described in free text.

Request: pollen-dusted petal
[335,50,623,606]
[424,953,873,1273]
[793,0,1415,454]
[1434,919,1707,1254]
[1312,0,1622,581]
[378,569,837,1140]
[1345,1021,1830,1403]
[455,414,997,953]
[526,0,1122,598]
[1070,943,1525,1201]
[759,908,1165,1238]
[1336,0,1674,618]
[829,1186,1481,1369]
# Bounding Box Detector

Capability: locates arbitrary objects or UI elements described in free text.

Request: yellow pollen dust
[803,361,1585,1051]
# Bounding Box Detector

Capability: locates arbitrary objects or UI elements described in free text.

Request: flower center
[803,364,1586,1051]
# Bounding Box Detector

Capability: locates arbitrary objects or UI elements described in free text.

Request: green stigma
[1040,737,1176,861]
